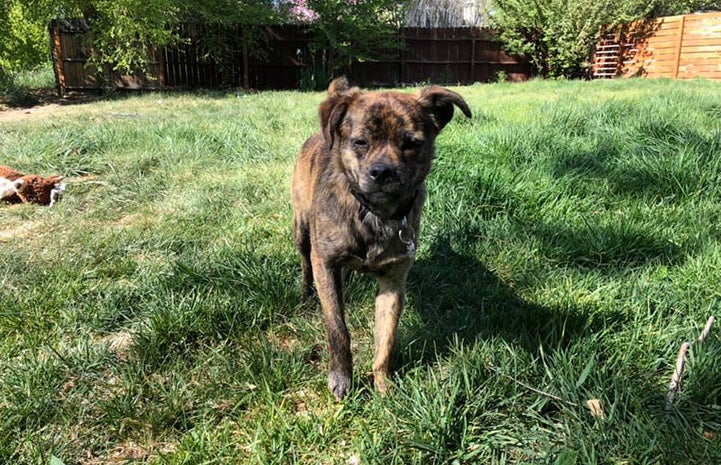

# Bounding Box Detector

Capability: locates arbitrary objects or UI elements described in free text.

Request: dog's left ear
[417,86,472,132]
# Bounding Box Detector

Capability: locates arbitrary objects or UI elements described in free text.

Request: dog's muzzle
[367,163,399,185]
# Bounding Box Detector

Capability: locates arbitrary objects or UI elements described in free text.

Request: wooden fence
[593,11,721,80]
[49,19,167,93]
[49,21,532,95]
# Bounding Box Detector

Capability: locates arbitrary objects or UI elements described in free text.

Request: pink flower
[289,0,318,22]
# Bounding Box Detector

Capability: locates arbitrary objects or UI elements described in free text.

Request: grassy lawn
[1,78,721,464]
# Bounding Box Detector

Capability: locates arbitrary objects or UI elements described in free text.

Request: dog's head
[319,77,471,218]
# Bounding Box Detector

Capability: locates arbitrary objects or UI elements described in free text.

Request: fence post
[156,47,166,88]
[48,21,66,96]
[470,35,476,82]
[672,15,686,79]
[399,28,406,84]
[242,28,250,89]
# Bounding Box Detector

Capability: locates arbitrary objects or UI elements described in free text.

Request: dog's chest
[342,216,416,274]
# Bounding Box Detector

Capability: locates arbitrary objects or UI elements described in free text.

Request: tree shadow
[548,115,719,204]
[526,220,686,270]
[397,232,628,368]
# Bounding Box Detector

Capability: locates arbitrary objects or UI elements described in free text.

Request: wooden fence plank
[49,24,65,94]
[672,15,686,78]
[593,11,721,81]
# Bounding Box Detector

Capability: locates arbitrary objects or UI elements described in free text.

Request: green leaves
[305,0,407,77]
[0,1,51,71]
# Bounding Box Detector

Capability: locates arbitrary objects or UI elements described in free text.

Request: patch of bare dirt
[81,441,177,465]
[0,91,103,121]
[100,331,135,360]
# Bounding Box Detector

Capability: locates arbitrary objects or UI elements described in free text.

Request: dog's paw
[301,286,316,302]
[328,370,351,401]
[373,372,391,396]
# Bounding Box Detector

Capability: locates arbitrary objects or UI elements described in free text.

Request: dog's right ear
[319,77,360,149]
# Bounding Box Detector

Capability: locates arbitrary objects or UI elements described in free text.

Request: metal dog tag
[399,217,416,255]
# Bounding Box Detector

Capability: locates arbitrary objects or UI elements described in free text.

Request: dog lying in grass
[0,165,65,206]
[292,78,471,400]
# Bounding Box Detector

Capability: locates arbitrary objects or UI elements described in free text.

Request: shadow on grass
[399,233,627,369]
[549,122,721,203]
[1,86,244,111]
[527,220,685,270]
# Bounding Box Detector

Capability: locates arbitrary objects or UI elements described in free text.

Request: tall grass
[0,64,56,108]
[1,78,720,464]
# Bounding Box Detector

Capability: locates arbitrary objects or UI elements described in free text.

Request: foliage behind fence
[49,21,532,94]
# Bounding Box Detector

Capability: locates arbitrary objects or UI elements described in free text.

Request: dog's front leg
[311,250,352,400]
[373,268,409,394]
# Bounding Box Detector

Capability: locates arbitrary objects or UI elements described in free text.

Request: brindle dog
[292,77,471,400]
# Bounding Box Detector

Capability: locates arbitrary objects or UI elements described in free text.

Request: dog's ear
[319,77,360,149]
[417,86,472,133]
[327,76,350,96]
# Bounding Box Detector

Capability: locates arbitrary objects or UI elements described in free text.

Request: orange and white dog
[0,165,65,206]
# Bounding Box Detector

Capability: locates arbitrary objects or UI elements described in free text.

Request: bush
[0,71,37,108]
[304,0,407,78]
[0,1,50,72]
[0,65,55,108]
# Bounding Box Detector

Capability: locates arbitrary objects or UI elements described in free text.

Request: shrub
[303,0,407,79]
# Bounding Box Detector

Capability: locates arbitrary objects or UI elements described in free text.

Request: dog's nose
[368,163,396,184]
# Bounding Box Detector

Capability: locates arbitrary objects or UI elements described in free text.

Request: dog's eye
[352,139,369,149]
[402,139,424,152]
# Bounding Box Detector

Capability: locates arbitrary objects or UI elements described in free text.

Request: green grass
[0,64,56,108]
[2,78,721,464]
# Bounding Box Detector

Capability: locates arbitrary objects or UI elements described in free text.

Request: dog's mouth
[350,187,418,221]
[356,189,393,207]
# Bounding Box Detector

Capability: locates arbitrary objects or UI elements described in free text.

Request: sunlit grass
[1,78,721,464]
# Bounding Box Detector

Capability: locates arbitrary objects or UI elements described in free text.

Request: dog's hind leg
[293,215,314,300]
